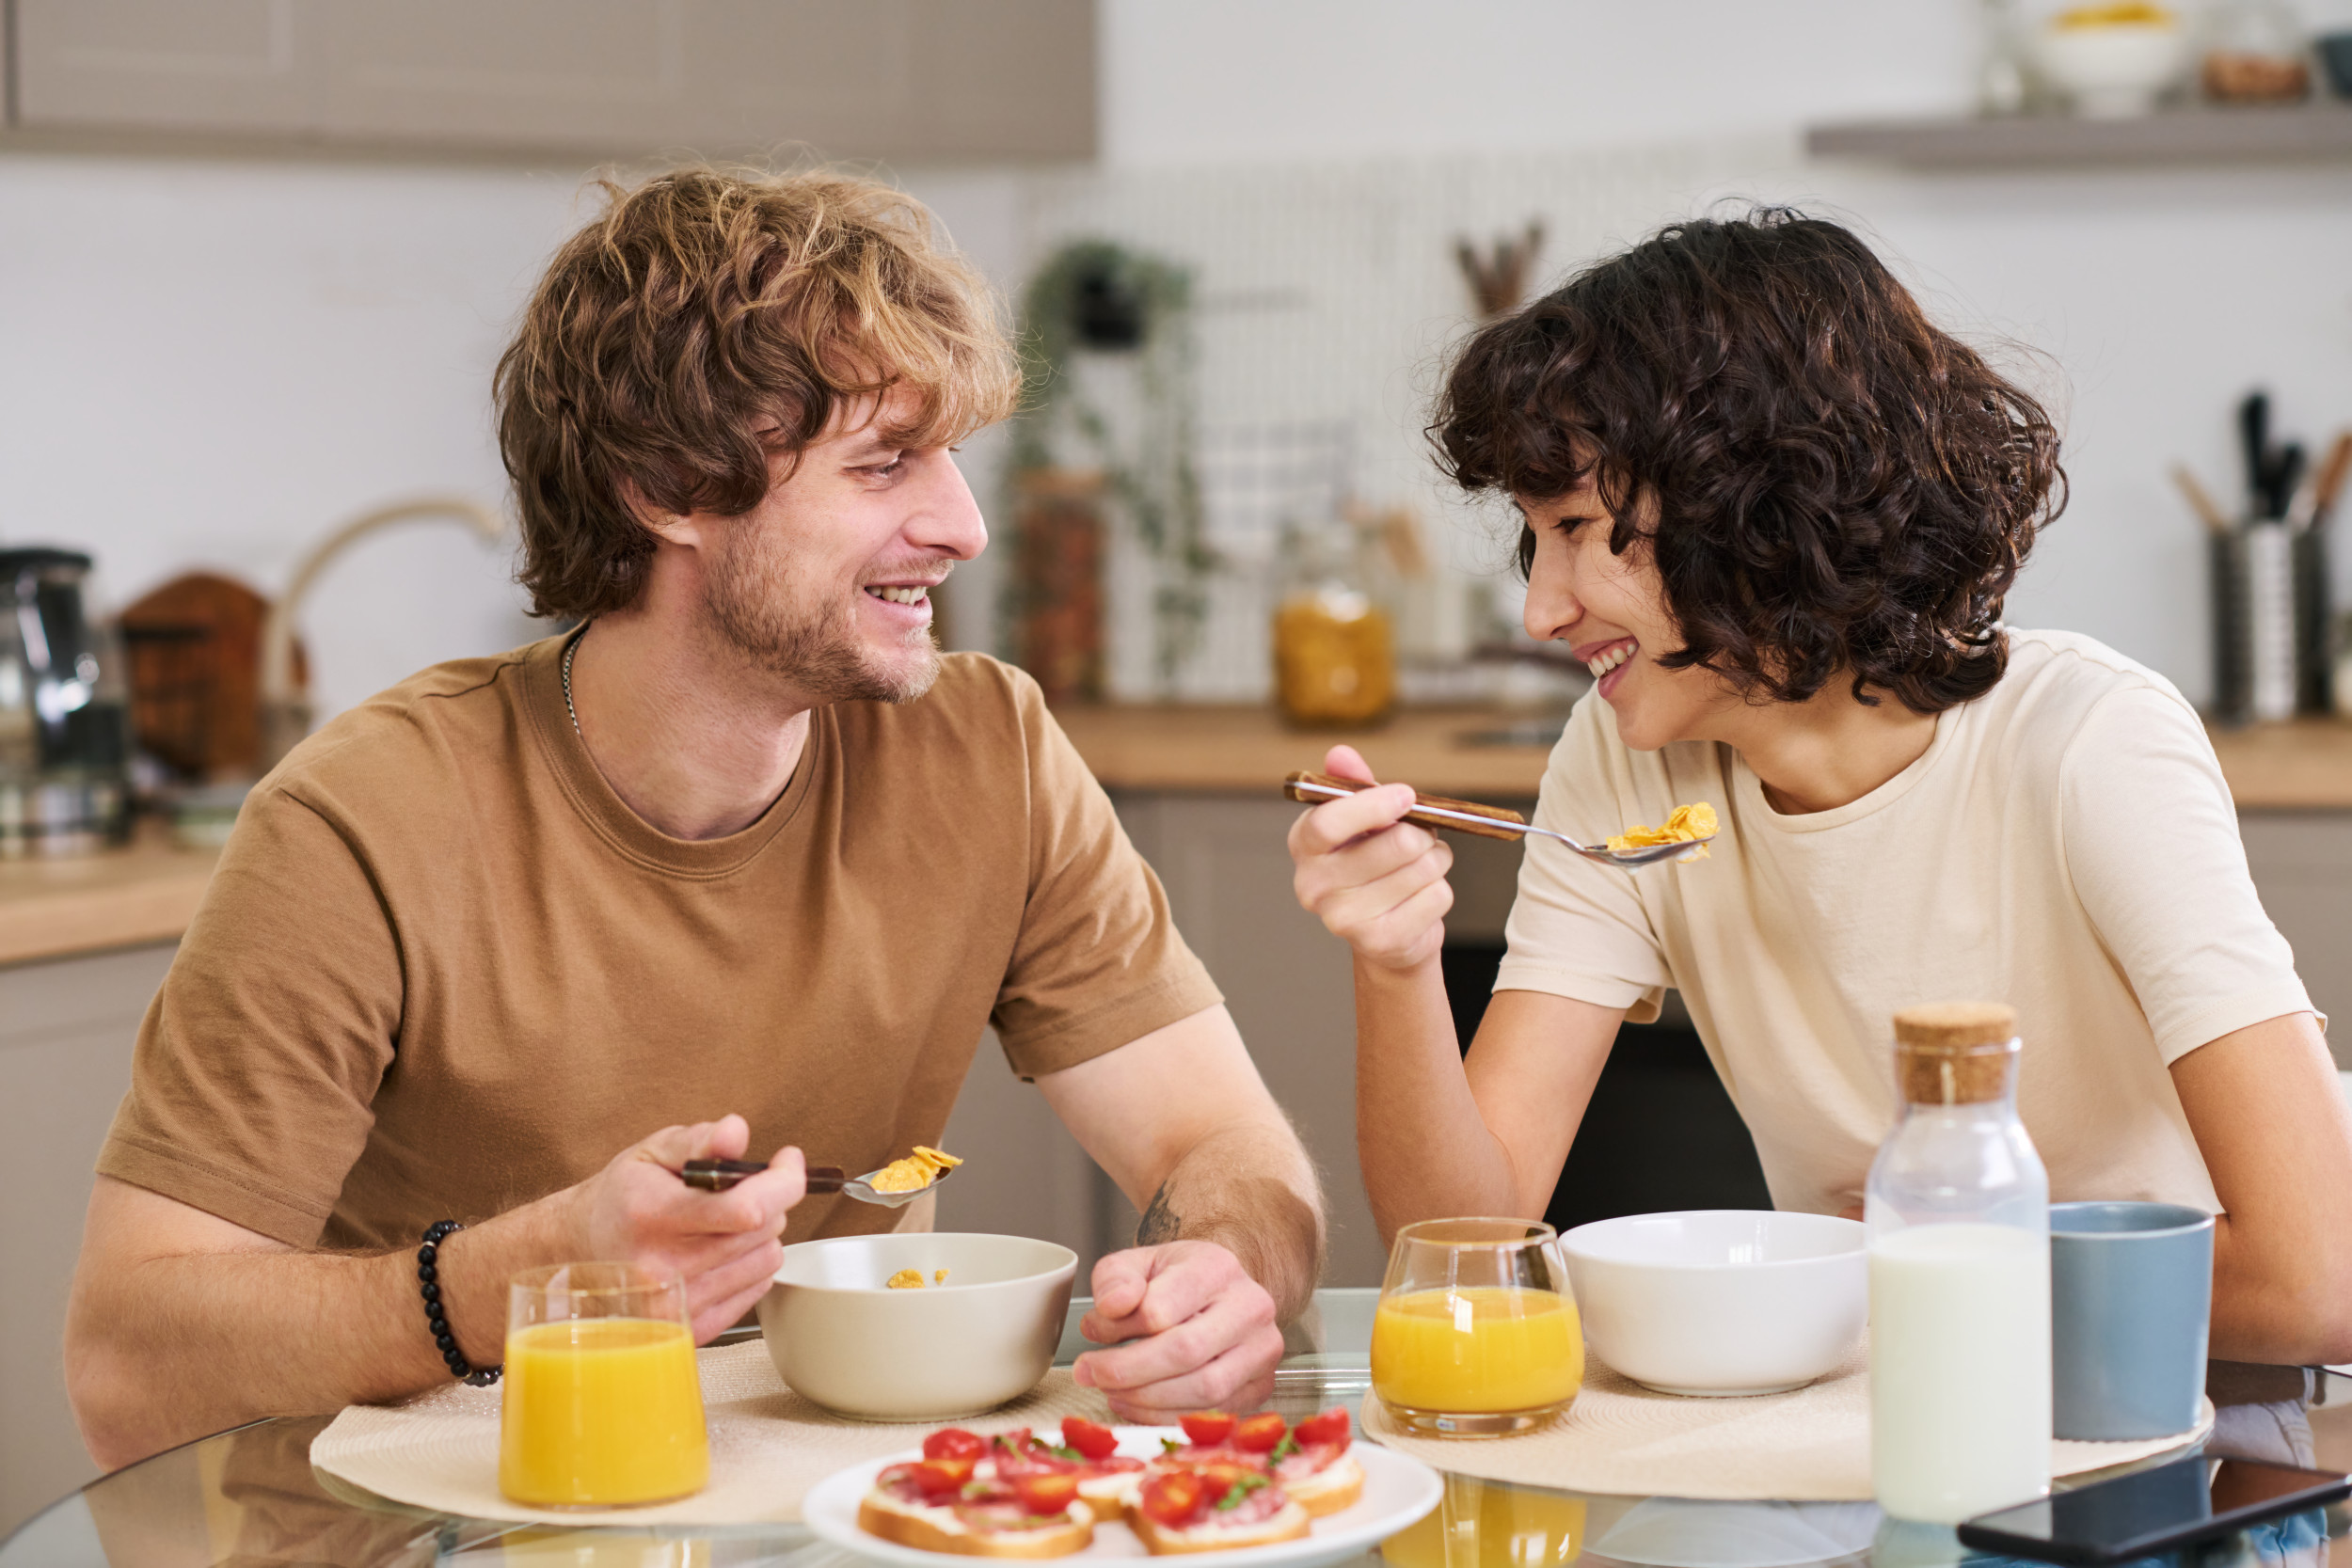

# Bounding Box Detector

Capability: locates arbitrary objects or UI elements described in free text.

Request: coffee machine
[0,548,133,855]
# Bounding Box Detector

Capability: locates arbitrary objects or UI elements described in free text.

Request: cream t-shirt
[1496,628,2314,1217]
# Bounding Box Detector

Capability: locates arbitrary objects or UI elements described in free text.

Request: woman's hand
[1286,745,1454,972]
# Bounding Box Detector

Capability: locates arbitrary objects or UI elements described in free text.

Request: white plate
[803,1427,1442,1568]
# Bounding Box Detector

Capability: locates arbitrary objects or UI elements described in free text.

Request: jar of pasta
[1273,531,1395,728]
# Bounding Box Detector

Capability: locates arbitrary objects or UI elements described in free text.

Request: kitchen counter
[2206,719,2352,811]
[1055,705,1557,799]
[0,824,218,968]
[0,713,2344,969]
[1060,705,2352,810]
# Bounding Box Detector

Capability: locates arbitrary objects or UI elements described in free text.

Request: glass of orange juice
[499,1262,709,1507]
[1371,1217,1583,1436]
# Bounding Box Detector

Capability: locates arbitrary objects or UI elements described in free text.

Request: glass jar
[1272,527,1394,727]
[2201,0,2312,102]
[1864,1002,2051,1525]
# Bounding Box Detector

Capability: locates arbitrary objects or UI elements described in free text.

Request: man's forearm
[1136,1119,1324,1323]
[68,1180,560,1469]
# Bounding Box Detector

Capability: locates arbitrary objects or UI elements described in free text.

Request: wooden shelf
[1806,101,2352,168]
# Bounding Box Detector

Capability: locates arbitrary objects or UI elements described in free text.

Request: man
[66,167,1324,1469]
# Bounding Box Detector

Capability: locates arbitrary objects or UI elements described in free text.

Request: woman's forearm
[1353,955,1527,1239]
[2170,1013,2352,1366]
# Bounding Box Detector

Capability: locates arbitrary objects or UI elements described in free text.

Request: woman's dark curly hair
[1431,209,2064,713]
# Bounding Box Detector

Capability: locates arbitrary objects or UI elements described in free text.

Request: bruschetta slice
[1153,1409,1363,1519]
[1128,1464,1311,1555]
[859,1455,1095,1558]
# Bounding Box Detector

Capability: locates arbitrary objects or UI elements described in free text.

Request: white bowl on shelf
[2034,22,2189,118]
[1560,1210,1867,1397]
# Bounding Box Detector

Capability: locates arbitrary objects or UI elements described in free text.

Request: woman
[1290,211,2352,1366]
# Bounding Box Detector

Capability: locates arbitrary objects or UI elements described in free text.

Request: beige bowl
[756,1232,1077,1420]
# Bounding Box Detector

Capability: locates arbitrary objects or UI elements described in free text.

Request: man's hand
[1070,1242,1282,1418]
[562,1114,806,1346]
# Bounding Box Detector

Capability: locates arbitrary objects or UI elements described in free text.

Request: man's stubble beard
[702,524,944,705]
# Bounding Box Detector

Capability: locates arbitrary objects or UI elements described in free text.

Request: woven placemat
[1362,1335,2214,1501]
[309,1341,1109,1528]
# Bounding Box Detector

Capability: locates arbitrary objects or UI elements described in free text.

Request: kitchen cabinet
[0,942,174,1538]
[2240,812,2352,1059]
[8,0,1094,162]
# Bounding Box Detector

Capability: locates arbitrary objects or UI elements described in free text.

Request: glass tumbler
[499,1262,709,1508]
[1371,1217,1583,1437]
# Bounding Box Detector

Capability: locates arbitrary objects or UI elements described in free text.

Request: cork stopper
[1893,1002,2019,1105]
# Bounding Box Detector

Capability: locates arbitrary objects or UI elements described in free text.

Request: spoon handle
[1282,770,1531,842]
[680,1158,846,1194]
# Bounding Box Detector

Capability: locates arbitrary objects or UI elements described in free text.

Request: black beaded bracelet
[419,1221,501,1386]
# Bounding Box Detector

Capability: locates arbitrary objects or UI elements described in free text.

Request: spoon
[1282,770,1714,869]
[678,1159,954,1210]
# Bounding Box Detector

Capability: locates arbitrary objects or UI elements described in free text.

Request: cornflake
[1606,801,1719,860]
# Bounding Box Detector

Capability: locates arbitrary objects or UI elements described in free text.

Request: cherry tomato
[1232,1413,1287,1452]
[1179,1411,1236,1446]
[1139,1470,1208,1527]
[1295,1408,1352,1449]
[913,1456,976,1497]
[1061,1416,1120,1461]
[1013,1472,1079,1515]
[923,1428,985,1462]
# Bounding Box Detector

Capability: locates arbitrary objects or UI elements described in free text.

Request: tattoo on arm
[1136,1182,1183,1246]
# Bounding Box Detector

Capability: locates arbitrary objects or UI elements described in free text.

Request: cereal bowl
[1561,1211,1866,1397]
[757,1232,1076,1420]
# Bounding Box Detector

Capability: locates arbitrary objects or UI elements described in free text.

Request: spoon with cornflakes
[679,1146,962,1209]
[1283,771,1716,868]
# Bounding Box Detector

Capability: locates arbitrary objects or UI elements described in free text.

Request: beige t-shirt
[100,636,1219,1251]
[1497,629,2313,1217]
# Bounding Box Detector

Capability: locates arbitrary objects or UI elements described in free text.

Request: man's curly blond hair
[496,166,1019,622]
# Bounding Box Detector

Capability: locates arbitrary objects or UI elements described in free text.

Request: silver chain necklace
[561,625,586,737]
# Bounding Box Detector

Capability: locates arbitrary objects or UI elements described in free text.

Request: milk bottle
[1865,1002,2050,1525]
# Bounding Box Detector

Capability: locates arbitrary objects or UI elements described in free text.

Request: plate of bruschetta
[803,1408,1441,1565]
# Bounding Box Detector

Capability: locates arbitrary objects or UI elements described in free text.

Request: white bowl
[1561,1211,1866,1397]
[757,1232,1076,1420]
[2034,23,2188,119]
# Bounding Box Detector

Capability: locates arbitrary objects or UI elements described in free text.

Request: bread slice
[1275,1451,1363,1518]
[1130,1497,1311,1555]
[858,1490,1095,1558]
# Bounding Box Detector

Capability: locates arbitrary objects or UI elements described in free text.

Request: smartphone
[1956,1455,2350,1565]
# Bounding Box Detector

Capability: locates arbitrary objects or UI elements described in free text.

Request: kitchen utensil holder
[2209,531,2252,724]
[2208,525,2334,722]
[2294,527,2334,716]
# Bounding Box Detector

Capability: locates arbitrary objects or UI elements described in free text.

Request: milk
[1869,1222,2052,1524]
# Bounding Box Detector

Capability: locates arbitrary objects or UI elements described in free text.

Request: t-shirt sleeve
[2060,684,2316,1063]
[988,674,1223,1079]
[96,784,403,1246]
[1493,694,1675,1022]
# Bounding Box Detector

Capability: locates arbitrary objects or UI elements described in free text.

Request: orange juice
[1383,1473,1587,1568]
[499,1317,708,1506]
[1371,1286,1583,1415]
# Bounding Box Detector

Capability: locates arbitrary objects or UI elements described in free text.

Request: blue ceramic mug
[2050,1201,2215,1441]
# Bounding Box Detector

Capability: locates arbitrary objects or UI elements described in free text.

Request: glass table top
[6,1288,2347,1568]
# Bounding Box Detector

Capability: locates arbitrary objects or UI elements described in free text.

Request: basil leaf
[1213,1474,1270,1512]
[1269,1433,1298,1462]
